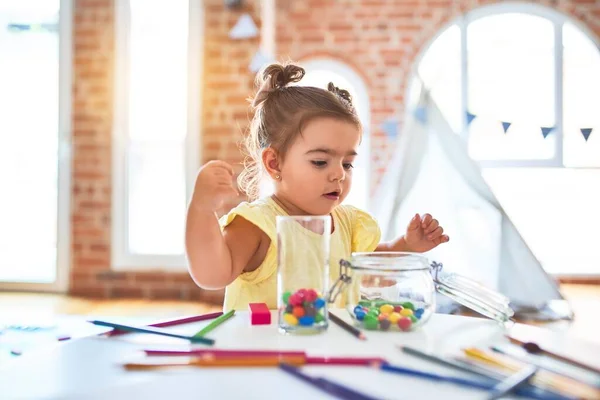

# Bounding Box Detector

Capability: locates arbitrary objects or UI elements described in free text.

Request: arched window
[413,4,600,276]
[259,59,371,212]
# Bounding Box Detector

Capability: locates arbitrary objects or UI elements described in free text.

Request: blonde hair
[239,61,361,199]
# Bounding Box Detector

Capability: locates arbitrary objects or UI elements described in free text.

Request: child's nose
[329,165,346,182]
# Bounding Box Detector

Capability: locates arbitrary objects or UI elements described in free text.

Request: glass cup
[276,215,331,334]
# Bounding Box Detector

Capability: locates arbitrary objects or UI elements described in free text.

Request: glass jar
[328,252,514,332]
[276,215,331,335]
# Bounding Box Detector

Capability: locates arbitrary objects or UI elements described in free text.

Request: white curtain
[372,83,570,317]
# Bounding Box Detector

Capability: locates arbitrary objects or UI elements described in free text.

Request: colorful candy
[281,288,326,328]
[351,301,426,332]
[400,308,413,317]
[398,317,412,331]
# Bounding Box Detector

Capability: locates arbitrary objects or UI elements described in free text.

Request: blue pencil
[89,320,215,345]
[279,363,379,400]
[380,364,572,400]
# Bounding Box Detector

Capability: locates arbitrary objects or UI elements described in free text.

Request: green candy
[282,291,291,304]
[314,311,325,323]
[363,315,379,330]
[410,315,418,323]
[367,309,380,317]
[402,302,415,311]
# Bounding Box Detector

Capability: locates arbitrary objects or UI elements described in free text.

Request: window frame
[414,2,600,169]
[111,0,203,270]
[0,0,72,293]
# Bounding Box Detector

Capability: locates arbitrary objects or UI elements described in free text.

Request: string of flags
[381,107,594,143]
[229,13,258,40]
[465,111,594,142]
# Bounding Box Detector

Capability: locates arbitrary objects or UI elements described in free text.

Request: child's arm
[376,213,449,253]
[185,161,263,289]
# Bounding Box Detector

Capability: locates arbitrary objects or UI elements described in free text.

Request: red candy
[288,294,303,306]
[305,289,318,302]
[398,317,412,331]
[394,305,404,313]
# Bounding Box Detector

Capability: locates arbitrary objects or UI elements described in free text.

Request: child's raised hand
[404,213,449,252]
[191,160,239,212]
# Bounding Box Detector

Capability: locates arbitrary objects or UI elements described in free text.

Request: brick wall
[68,0,600,300]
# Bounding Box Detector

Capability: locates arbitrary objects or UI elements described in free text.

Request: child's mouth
[323,191,340,200]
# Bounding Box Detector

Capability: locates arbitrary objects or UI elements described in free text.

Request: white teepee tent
[371,83,573,321]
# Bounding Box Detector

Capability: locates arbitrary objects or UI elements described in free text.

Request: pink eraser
[249,303,271,325]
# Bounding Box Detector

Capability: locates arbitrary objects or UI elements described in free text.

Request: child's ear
[262,147,281,178]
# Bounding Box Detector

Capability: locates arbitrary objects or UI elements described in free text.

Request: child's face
[278,117,361,215]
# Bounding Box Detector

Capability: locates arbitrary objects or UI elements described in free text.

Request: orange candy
[292,306,305,318]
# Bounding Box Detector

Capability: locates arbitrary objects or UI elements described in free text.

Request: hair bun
[251,63,305,108]
[327,82,354,107]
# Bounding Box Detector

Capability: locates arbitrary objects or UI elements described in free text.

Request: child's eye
[311,160,327,167]
[343,163,354,170]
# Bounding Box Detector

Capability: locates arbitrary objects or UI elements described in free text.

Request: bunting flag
[414,106,427,124]
[541,127,554,138]
[229,14,258,39]
[381,118,399,139]
[248,50,274,73]
[581,128,593,141]
[466,111,476,126]
[501,121,511,134]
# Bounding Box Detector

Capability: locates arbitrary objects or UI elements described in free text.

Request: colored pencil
[400,345,574,400]
[380,363,496,391]
[328,312,366,340]
[144,349,307,357]
[106,312,223,336]
[192,310,235,337]
[279,363,379,400]
[464,348,598,399]
[89,320,215,345]
[491,345,600,389]
[399,345,506,379]
[124,355,306,370]
[143,349,386,366]
[306,356,387,366]
[507,336,600,375]
[488,365,539,400]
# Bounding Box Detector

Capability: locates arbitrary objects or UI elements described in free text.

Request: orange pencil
[123,354,307,370]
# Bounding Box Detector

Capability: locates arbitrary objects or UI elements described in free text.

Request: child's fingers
[421,213,432,229]
[427,227,444,240]
[424,219,439,234]
[407,214,421,231]
[433,235,450,245]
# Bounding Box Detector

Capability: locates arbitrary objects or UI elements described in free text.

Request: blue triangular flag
[229,14,258,40]
[381,119,399,139]
[581,128,593,141]
[501,121,511,134]
[541,127,554,138]
[414,107,427,124]
[249,50,273,73]
[466,111,476,125]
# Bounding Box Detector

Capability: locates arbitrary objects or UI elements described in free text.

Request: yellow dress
[219,197,381,311]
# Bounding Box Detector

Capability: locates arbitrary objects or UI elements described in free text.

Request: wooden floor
[1,284,599,344]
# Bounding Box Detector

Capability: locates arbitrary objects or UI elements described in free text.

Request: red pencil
[144,349,306,357]
[306,356,387,366]
[106,312,223,336]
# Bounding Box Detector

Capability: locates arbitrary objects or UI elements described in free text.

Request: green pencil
[193,310,235,337]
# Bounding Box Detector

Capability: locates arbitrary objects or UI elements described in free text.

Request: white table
[0,311,558,399]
